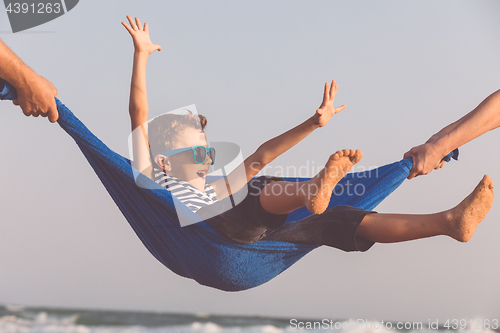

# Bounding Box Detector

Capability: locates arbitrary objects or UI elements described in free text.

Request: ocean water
[0,305,498,333]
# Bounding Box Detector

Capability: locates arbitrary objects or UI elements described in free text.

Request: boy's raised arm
[211,80,346,199]
[122,16,162,179]
[247,80,346,169]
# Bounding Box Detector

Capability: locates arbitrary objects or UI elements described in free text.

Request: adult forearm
[435,89,500,154]
[426,119,461,143]
[255,116,319,165]
[0,40,36,88]
[0,39,59,122]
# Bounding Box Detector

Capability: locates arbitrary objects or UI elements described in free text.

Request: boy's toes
[342,149,352,156]
[342,149,357,157]
[350,149,363,164]
[329,149,362,164]
[483,175,494,192]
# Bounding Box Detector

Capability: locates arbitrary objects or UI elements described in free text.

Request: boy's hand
[313,80,346,127]
[122,16,162,55]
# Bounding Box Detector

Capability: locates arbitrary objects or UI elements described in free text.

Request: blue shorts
[201,176,376,252]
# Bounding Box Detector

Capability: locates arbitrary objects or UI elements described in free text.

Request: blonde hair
[148,111,207,159]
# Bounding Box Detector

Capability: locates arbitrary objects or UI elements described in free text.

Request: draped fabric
[0,79,458,291]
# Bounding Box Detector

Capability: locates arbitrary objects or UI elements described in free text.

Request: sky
[1,0,499,324]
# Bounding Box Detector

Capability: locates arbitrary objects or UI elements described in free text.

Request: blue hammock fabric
[0,79,458,291]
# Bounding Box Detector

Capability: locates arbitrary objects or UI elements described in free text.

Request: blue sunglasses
[158,145,216,165]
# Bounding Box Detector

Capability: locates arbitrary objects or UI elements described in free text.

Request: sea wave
[0,305,497,333]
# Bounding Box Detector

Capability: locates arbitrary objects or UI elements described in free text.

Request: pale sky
[1,0,499,323]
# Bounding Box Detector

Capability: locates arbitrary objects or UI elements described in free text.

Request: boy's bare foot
[446,175,494,242]
[305,149,363,214]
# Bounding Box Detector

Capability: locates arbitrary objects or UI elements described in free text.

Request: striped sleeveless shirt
[154,168,218,212]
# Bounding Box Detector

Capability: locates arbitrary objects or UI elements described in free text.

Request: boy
[123,16,493,250]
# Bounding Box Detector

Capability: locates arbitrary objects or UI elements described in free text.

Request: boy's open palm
[122,15,162,54]
[314,80,346,127]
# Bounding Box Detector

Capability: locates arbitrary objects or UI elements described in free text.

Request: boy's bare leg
[259,149,363,215]
[357,175,494,243]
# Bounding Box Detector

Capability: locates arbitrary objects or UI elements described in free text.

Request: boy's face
[165,126,212,191]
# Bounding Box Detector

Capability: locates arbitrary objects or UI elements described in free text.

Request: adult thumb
[47,100,59,123]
